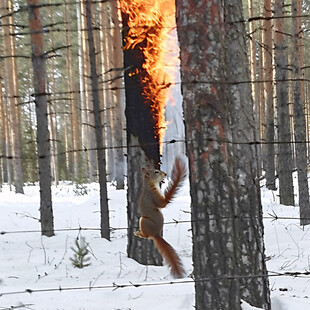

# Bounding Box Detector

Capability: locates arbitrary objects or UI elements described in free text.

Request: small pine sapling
[70,236,91,269]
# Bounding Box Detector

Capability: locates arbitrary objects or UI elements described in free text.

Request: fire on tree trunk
[120,0,176,266]
[121,8,162,267]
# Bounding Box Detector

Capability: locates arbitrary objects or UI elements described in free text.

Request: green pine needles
[70,236,91,269]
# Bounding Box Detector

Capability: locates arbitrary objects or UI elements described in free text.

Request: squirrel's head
[142,167,166,184]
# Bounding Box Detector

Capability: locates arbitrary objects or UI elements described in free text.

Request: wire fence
[0,214,308,236]
[2,136,310,161]
[0,1,309,306]
[1,0,310,25]
[1,270,310,299]
[0,194,309,301]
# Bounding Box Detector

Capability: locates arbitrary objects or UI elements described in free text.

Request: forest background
[1,0,310,309]
[1,0,310,200]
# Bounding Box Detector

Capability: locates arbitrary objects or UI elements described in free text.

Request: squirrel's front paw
[134,231,146,238]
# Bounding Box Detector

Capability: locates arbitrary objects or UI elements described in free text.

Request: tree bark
[85,0,110,240]
[121,6,163,266]
[65,0,80,181]
[28,0,54,237]
[176,0,270,308]
[263,0,276,190]
[111,0,126,190]
[247,0,262,176]
[47,0,59,185]
[0,63,7,187]
[80,0,97,182]
[99,1,114,183]
[176,1,240,308]
[76,1,88,180]
[274,0,294,206]
[224,0,270,307]
[291,0,310,225]
[1,0,24,194]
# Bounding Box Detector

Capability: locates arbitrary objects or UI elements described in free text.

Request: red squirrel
[134,157,187,278]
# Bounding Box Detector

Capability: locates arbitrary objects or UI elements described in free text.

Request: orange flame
[120,0,176,154]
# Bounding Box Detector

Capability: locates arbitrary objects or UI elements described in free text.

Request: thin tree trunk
[48,0,59,185]
[99,1,115,183]
[263,0,276,190]
[111,0,125,190]
[65,0,79,181]
[80,1,97,182]
[0,63,7,187]
[76,1,88,180]
[248,0,258,106]
[248,0,262,175]
[258,20,266,174]
[64,121,70,180]
[101,1,125,188]
[28,0,54,237]
[291,0,310,225]
[1,0,24,194]
[274,0,294,206]
[85,0,110,240]
[48,103,58,184]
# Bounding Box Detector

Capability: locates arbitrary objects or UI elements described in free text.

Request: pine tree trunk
[263,0,276,190]
[121,8,163,267]
[28,0,54,237]
[76,1,88,180]
[111,1,125,190]
[247,0,262,175]
[176,0,270,308]
[176,1,240,308]
[0,63,7,187]
[80,1,97,182]
[291,0,310,225]
[99,1,115,183]
[65,1,79,181]
[85,0,110,240]
[258,20,265,154]
[101,1,125,188]
[1,0,24,194]
[224,0,270,307]
[47,1,59,185]
[274,0,294,206]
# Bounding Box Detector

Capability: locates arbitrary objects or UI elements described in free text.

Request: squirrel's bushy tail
[164,157,187,205]
[153,236,185,279]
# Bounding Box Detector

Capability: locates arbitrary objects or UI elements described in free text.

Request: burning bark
[120,0,175,157]
[120,0,176,267]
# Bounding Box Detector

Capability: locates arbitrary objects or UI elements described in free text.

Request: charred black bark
[121,11,162,267]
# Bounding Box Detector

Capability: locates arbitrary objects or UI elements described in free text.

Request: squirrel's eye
[154,170,159,174]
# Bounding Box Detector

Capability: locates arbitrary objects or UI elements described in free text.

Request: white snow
[1,176,310,309]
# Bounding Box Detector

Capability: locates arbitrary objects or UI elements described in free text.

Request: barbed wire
[0,0,310,24]
[0,1,310,40]
[4,22,310,39]
[0,213,308,236]
[2,135,310,162]
[2,76,310,105]
[0,270,309,299]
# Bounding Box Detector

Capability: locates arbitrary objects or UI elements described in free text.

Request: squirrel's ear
[142,167,149,176]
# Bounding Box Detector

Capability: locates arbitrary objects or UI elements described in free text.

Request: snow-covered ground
[1,176,310,309]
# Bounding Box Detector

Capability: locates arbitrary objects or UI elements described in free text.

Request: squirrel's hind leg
[135,216,160,239]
